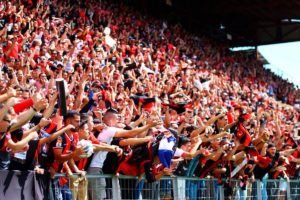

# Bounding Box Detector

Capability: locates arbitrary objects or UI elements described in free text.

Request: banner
[56,79,68,117]
[0,170,50,200]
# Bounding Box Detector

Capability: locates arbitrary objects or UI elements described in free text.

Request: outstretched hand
[147,118,162,128]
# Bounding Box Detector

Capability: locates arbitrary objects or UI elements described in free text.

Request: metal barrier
[50,174,300,200]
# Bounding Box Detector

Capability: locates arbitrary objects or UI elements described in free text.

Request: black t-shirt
[124,79,133,91]
[0,131,19,170]
[174,160,191,176]
[102,138,121,174]
[199,159,216,178]
[49,132,78,171]
[50,132,78,154]
[253,152,280,180]
[38,140,54,170]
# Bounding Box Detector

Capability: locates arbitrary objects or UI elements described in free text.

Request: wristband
[13,98,34,114]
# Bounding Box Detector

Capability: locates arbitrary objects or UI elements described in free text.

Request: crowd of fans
[0,0,299,199]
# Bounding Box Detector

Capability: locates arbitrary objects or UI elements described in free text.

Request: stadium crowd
[0,0,299,199]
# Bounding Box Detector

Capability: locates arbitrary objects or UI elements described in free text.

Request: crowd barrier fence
[50,174,300,200]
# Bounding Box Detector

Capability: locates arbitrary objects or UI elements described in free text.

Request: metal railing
[50,174,300,200]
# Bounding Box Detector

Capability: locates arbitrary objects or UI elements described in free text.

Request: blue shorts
[158,150,174,168]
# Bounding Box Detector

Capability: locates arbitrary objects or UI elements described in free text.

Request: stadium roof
[131,0,300,46]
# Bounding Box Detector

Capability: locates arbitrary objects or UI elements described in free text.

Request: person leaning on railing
[87,108,160,200]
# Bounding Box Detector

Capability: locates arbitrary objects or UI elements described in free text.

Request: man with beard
[50,110,85,200]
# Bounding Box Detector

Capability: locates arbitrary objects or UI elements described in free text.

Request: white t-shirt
[89,127,120,168]
[174,148,184,157]
[158,136,176,151]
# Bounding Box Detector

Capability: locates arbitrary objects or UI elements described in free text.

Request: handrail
[53,173,300,182]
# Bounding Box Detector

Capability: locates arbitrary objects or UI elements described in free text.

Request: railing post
[172,177,179,200]
[219,184,224,200]
[174,176,188,200]
[256,180,262,200]
[112,175,121,200]
[157,181,160,200]
[207,179,212,199]
[286,180,291,200]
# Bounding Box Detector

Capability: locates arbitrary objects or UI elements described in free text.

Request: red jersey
[286,151,300,177]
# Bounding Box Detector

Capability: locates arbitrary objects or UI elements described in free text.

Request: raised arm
[200,131,229,143]
[180,138,202,159]
[43,93,57,119]
[9,98,48,132]
[8,131,38,152]
[119,136,153,147]
[163,107,171,128]
[40,124,75,144]
[224,140,240,161]
[190,113,226,138]
[73,73,88,111]
[0,87,17,103]
[93,143,122,154]
[114,119,160,138]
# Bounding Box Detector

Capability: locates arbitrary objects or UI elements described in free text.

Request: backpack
[102,138,122,174]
